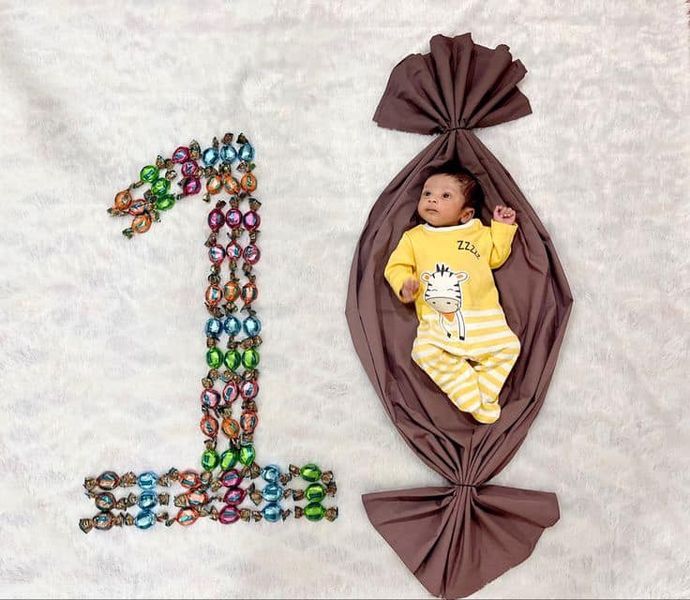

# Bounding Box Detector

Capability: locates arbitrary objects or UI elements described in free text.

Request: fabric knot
[440,124,467,134]
[454,482,476,488]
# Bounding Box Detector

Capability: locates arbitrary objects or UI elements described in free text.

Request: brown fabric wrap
[345,33,573,598]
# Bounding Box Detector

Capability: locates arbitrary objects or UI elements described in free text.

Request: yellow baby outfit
[384,218,521,424]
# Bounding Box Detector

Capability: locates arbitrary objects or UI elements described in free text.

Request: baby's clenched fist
[493,205,516,225]
[399,277,420,303]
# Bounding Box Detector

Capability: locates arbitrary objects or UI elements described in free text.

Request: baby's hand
[400,277,419,303]
[493,205,516,225]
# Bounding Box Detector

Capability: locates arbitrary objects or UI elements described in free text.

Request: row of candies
[79,463,337,533]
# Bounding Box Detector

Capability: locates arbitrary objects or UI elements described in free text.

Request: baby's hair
[432,168,484,216]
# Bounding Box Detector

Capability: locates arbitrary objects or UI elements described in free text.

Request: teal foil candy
[262,502,281,523]
[138,490,158,509]
[206,318,223,337]
[238,143,254,162]
[135,510,156,530]
[202,147,220,166]
[137,471,157,490]
[261,464,281,483]
[243,316,261,337]
[262,483,283,503]
[220,144,237,163]
[223,316,242,336]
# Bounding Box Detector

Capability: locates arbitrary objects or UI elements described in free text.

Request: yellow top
[384,218,518,322]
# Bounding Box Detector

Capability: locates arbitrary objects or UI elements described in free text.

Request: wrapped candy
[200,414,219,438]
[113,190,132,212]
[208,208,225,231]
[176,508,199,526]
[181,160,198,177]
[179,470,201,489]
[219,504,240,524]
[220,469,243,488]
[172,146,190,163]
[221,417,240,439]
[223,174,241,195]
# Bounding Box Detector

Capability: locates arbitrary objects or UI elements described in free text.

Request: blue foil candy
[135,509,156,530]
[238,143,254,162]
[138,490,158,510]
[262,483,283,503]
[262,502,282,523]
[220,144,237,163]
[243,316,261,337]
[137,471,157,490]
[223,315,242,336]
[206,318,223,337]
[261,464,281,483]
[202,147,220,166]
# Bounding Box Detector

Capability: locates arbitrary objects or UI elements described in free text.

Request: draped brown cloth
[345,33,573,598]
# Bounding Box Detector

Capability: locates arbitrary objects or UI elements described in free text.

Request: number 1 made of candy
[79,133,338,533]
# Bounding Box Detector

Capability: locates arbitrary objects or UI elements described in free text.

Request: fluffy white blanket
[0,1,687,597]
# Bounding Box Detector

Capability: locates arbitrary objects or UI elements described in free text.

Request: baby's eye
[423,191,431,196]
[442,192,451,198]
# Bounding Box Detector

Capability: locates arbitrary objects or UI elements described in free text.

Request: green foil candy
[151,177,171,196]
[242,348,260,369]
[300,463,321,482]
[201,449,219,471]
[220,448,239,470]
[304,502,325,522]
[239,444,255,466]
[140,165,159,183]
[305,482,326,502]
[155,194,176,211]
[207,347,224,369]
[224,349,242,371]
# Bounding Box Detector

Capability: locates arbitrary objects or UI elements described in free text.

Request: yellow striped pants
[411,308,521,424]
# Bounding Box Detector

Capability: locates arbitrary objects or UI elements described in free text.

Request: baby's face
[418,174,471,227]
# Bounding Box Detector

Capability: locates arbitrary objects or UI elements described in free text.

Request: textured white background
[0,1,688,598]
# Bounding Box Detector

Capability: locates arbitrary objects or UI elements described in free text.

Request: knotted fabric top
[373,33,532,134]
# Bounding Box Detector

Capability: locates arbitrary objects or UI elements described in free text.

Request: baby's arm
[384,231,420,302]
[488,216,518,269]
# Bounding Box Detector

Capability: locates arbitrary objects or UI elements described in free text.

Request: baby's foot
[454,394,482,414]
[472,401,501,424]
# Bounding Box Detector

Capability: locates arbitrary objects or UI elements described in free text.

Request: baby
[384,170,521,424]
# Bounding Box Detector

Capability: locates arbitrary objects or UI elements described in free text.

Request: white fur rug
[0,1,688,598]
